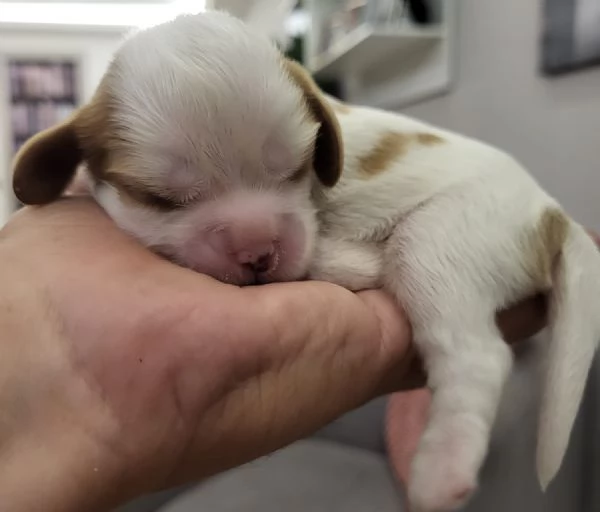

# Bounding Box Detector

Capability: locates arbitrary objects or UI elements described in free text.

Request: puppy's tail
[536,219,600,490]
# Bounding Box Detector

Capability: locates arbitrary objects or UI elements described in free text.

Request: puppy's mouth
[152,226,308,286]
[241,248,281,286]
[153,245,282,286]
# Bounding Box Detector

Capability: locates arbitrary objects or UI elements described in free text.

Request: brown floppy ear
[283,59,343,187]
[12,117,83,205]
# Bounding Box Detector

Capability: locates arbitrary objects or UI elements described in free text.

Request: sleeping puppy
[11,11,600,512]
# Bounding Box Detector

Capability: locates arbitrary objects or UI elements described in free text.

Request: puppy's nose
[237,246,274,273]
[253,253,273,273]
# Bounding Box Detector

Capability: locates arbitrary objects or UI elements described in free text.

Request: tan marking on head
[11,64,177,210]
[11,71,120,206]
[75,80,120,182]
[416,132,444,146]
[526,207,569,289]
[282,58,344,187]
[12,115,83,204]
[358,131,411,176]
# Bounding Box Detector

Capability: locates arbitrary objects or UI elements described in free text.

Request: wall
[402,0,600,229]
[0,27,123,222]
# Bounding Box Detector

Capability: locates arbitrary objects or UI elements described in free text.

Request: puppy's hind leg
[383,220,515,511]
[407,315,512,512]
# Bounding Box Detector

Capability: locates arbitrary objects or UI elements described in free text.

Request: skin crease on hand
[0,198,547,512]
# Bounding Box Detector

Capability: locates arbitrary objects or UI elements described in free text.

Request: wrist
[0,280,128,511]
[0,422,124,512]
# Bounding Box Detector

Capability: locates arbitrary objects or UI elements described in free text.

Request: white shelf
[310,23,443,79]
[304,0,458,110]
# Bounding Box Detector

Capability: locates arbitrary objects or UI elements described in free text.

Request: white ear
[212,0,298,49]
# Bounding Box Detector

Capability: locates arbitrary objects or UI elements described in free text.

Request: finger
[166,285,415,486]
[355,289,413,361]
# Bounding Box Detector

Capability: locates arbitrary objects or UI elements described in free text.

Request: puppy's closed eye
[287,163,310,183]
[140,190,184,210]
[111,177,184,211]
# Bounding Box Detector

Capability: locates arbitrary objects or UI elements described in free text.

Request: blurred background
[0,0,599,228]
[0,2,598,512]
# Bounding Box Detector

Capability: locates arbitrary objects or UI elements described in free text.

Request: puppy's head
[12,11,343,285]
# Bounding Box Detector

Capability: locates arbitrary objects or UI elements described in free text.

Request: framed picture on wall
[5,58,79,210]
[541,0,600,75]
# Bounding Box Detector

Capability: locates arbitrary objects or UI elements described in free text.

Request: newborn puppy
[11,11,600,512]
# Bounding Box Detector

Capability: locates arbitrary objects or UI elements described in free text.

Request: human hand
[0,198,415,511]
[0,199,546,511]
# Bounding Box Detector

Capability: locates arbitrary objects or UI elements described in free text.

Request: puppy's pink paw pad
[409,481,476,512]
[442,480,476,509]
[408,452,478,511]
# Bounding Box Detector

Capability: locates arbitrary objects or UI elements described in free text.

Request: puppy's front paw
[407,433,479,512]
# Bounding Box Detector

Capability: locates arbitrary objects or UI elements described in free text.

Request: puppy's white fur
[11,11,600,512]
[311,102,600,510]
[95,13,322,284]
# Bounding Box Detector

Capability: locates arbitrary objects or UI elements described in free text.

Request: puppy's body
[311,97,548,293]
[11,11,600,512]
[309,98,586,509]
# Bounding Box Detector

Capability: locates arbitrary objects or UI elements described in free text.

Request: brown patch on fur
[527,208,569,288]
[282,58,344,187]
[358,131,445,177]
[416,132,444,146]
[11,65,177,210]
[359,132,411,176]
[12,118,83,204]
[12,71,119,205]
[74,83,118,183]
